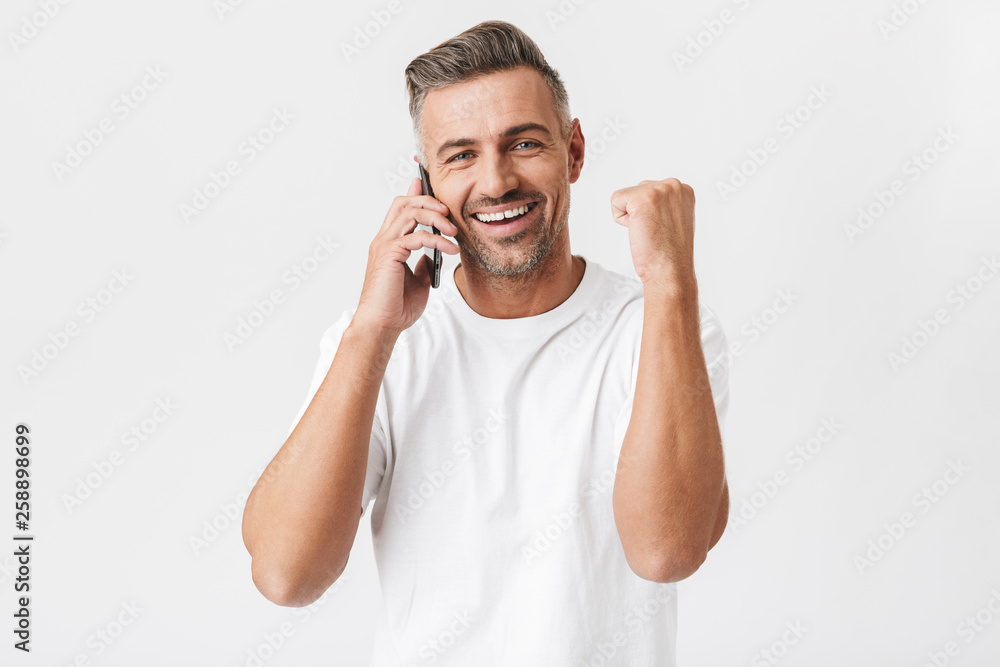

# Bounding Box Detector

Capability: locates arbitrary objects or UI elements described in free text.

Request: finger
[379,198,453,240]
[391,191,449,220]
[395,207,459,237]
[609,188,631,216]
[409,195,450,217]
[383,178,449,227]
[380,189,434,236]
[610,184,636,206]
[395,229,461,255]
[407,176,449,215]
[609,204,627,226]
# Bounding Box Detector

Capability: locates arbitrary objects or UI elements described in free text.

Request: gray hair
[404,20,573,166]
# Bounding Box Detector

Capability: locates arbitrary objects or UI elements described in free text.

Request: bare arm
[241,174,459,607]
[242,321,397,607]
[612,283,727,584]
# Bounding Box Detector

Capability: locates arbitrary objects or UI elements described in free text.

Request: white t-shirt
[287,255,730,666]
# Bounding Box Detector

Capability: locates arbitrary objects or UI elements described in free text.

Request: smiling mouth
[472,202,538,224]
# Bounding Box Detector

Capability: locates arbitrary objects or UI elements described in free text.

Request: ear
[567,118,585,184]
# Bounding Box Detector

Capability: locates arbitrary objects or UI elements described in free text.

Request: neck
[454,247,585,320]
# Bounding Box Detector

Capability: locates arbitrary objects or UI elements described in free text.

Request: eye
[514,141,540,150]
[447,151,474,163]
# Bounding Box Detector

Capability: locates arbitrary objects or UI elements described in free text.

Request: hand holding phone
[351,170,460,335]
[352,172,458,336]
[416,164,444,289]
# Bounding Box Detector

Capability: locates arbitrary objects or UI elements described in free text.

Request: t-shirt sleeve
[699,303,730,435]
[613,301,731,452]
[286,308,390,519]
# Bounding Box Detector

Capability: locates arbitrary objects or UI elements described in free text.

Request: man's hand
[354,177,461,336]
[610,178,696,292]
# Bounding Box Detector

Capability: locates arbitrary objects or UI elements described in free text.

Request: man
[242,19,730,666]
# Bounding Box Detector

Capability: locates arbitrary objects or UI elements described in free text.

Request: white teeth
[475,204,531,222]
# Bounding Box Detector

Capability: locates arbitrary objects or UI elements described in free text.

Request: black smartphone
[417,163,443,289]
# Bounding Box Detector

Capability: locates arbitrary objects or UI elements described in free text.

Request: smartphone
[417,163,443,289]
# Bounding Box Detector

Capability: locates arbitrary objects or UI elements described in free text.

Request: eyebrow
[435,122,553,159]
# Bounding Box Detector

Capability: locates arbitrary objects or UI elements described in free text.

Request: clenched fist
[610,178,696,293]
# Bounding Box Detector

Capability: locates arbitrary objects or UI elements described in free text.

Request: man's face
[419,66,584,277]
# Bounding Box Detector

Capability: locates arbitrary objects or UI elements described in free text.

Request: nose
[476,150,519,200]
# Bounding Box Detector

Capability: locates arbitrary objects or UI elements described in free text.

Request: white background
[2,0,999,665]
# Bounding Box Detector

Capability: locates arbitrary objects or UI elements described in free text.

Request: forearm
[613,280,726,583]
[242,320,397,606]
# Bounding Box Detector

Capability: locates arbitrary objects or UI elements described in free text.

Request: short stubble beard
[456,185,571,281]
